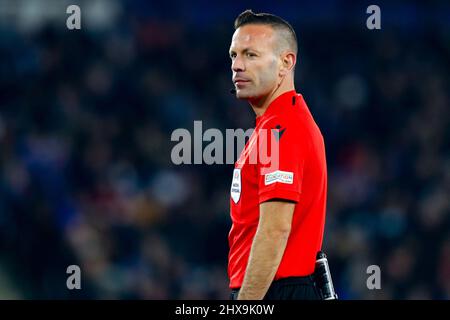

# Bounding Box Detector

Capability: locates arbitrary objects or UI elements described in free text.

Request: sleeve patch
[264,170,294,185]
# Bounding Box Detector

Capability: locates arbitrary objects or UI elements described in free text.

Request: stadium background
[0,0,449,299]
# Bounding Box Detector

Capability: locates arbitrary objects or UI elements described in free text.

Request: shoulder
[260,106,307,137]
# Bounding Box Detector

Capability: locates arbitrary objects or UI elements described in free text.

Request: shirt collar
[255,90,297,126]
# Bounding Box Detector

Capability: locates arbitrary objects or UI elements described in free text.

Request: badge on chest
[230,168,242,204]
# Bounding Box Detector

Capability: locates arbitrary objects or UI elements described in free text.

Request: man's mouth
[234,79,251,87]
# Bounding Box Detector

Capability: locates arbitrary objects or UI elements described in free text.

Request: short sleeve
[256,116,307,204]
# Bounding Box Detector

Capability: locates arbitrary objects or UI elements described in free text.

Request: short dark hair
[234,9,298,55]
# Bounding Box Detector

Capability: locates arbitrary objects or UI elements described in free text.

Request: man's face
[229,24,281,100]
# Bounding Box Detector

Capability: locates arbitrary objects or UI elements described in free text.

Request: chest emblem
[230,168,242,204]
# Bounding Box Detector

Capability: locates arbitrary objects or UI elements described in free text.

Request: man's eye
[247,52,257,57]
[230,53,236,59]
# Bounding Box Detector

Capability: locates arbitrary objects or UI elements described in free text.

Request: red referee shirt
[228,90,327,289]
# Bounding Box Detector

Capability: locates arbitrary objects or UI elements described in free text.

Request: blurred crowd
[0,1,449,299]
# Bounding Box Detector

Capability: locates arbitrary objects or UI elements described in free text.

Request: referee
[228,10,328,300]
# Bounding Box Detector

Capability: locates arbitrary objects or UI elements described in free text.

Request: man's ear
[279,51,296,77]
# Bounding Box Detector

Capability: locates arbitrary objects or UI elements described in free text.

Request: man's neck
[249,83,295,117]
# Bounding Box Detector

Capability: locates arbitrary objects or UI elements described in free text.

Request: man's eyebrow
[229,48,259,55]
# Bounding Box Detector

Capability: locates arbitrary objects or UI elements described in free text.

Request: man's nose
[231,56,245,72]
